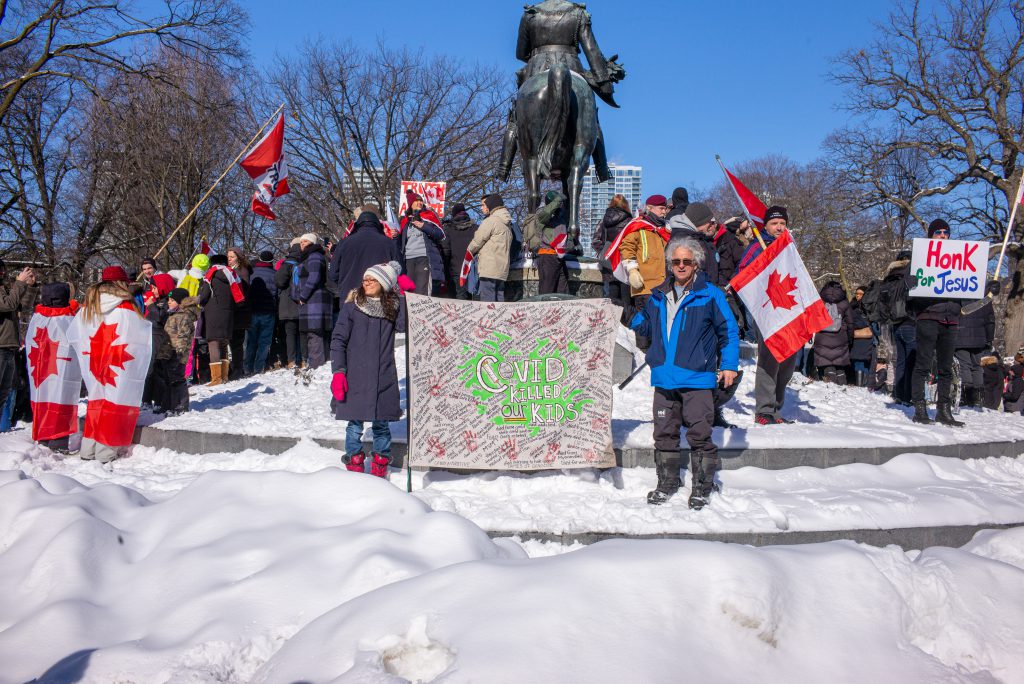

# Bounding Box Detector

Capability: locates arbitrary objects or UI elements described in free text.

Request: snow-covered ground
[1,441,1023,683]
[137,346,1024,451]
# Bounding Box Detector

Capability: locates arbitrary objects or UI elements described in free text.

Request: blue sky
[243,0,892,198]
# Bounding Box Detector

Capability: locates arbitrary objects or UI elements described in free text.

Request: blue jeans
[345,420,391,458]
[0,388,15,432]
[893,322,917,403]
[477,277,505,302]
[244,313,276,374]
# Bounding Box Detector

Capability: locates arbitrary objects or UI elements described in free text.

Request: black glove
[985,280,1001,297]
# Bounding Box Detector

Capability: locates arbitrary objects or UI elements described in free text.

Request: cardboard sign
[399,180,446,218]
[406,294,617,470]
[909,237,989,299]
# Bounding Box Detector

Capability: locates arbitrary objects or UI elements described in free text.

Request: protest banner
[399,180,446,218]
[406,294,617,470]
[909,237,990,299]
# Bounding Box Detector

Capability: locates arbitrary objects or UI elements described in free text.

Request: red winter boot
[370,453,391,478]
[343,453,366,473]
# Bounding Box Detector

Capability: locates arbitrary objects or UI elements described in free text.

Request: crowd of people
[1,188,1023,505]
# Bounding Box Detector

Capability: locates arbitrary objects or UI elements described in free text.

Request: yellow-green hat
[192,253,210,270]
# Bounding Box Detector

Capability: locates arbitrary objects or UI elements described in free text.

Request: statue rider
[497,0,625,184]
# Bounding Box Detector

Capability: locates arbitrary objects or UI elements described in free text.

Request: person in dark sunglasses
[629,236,740,510]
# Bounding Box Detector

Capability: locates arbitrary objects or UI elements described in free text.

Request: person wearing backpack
[528,191,575,295]
[875,251,916,404]
[812,280,854,384]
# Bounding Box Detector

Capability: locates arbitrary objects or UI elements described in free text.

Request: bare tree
[259,41,510,237]
[831,0,1024,351]
[0,0,246,125]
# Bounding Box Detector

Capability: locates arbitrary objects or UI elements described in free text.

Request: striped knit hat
[364,261,401,292]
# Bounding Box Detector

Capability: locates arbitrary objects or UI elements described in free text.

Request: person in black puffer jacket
[813,281,854,384]
[908,219,963,426]
[590,194,632,308]
[980,352,1006,410]
[442,203,478,299]
[849,291,876,386]
[953,301,994,408]
[244,250,278,374]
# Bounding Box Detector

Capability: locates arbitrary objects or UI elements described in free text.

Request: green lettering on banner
[457,332,592,437]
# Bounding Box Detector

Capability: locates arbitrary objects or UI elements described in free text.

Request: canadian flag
[601,217,671,284]
[729,230,833,362]
[720,163,768,228]
[199,238,211,255]
[459,249,475,287]
[67,300,153,448]
[240,113,290,220]
[204,265,246,304]
[25,302,82,442]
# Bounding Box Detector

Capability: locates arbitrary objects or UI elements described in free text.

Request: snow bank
[257,529,1024,683]
[0,467,518,683]
[133,355,1024,451]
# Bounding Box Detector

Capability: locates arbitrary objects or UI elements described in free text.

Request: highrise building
[578,164,642,256]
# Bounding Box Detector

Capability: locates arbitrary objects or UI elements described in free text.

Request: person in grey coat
[330,260,407,478]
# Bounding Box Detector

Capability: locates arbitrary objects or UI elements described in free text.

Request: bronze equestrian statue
[497,0,625,236]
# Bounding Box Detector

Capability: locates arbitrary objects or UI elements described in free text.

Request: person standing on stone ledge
[468,194,513,303]
[630,236,739,510]
[618,194,671,350]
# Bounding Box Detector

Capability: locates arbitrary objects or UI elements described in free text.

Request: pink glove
[397,274,416,294]
[331,372,348,401]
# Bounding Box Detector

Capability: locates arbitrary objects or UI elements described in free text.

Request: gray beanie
[364,260,402,292]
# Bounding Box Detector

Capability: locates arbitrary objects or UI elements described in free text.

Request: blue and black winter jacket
[630,273,740,390]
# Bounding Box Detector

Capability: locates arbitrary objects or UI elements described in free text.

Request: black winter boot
[936,402,965,427]
[647,451,681,505]
[912,401,933,424]
[688,451,721,511]
[713,409,737,429]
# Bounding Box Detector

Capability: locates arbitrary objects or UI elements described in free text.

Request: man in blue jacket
[631,236,740,509]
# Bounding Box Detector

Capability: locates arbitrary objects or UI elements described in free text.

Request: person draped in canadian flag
[25,282,82,453]
[732,205,833,425]
[603,194,672,349]
[67,267,153,463]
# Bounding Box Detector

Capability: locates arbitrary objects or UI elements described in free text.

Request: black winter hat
[684,202,714,227]
[41,282,71,308]
[764,205,788,224]
[671,187,689,209]
[483,193,504,211]
[258,250,274,262]
[209,254,228,266]
[928,219,950,238]
[451,203,467,216]
[169,287,189,304]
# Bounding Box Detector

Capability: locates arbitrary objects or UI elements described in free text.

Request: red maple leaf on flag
[28,326,65,387]
[764,270,799,310]
[87,322,134,386]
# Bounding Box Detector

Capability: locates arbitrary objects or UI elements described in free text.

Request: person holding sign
[630,236,740,510]
[908,219,964,426]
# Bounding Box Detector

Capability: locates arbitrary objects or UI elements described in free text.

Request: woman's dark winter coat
[591,207,631,282]
[1004,362,1024,414]
[275,245,301,321]
[293,243,333,333]
[231,265,251,331]
[955,302,994,350]
[146,301,174,362]
[442,212,478,283]
[813,282,854,367]
[714,223,745,287]
[981,356,1006,410]
[199,270,235,341]
[329,212,400,298]
[330,294,407,422]
[849,300,875,363]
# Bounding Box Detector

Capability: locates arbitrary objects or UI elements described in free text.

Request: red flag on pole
[240,113,290,220]
[729,230,833,361]
[717,158,768,228]
[199,238,211,255]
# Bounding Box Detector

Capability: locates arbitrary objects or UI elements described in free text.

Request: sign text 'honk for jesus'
[909,237,990,299]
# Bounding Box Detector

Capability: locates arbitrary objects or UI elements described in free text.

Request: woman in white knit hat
[329,260,407,477]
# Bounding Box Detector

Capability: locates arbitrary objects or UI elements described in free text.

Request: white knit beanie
[299,233,318,245]
[364,261,401,292]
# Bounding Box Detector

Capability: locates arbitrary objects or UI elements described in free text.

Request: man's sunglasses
[671,258,697,267]
[932,229,950,236]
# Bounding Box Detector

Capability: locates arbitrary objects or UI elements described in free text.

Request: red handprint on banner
[462,429,479,452]
[431,324,453,349]
[474,319,495,339]
[428,374,444,397]
[500,437,518,461]
[426,435,447,460]
[586,348,609,371]
[588,310,607,328]
[544,442,560,464]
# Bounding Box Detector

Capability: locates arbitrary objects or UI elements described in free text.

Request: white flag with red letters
[729,230,833,362]
[67,300,152,447]
[25,302,83,441]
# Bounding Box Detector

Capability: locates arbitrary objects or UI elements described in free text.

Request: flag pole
[716,155,767,250]
[960,174,1024,316]
[151,102,287,264]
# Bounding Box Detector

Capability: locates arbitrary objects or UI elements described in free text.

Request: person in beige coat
[468,193,513,302]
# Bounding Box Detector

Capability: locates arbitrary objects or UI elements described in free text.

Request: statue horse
[515,64,598,236]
